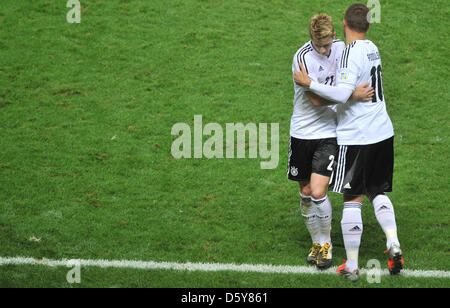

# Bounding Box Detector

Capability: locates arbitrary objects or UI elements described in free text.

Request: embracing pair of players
[288,3,404,281]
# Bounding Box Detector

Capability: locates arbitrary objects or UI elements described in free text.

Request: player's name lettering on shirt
[367,52,380,61]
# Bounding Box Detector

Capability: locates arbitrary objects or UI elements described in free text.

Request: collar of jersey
[309,40,332,59]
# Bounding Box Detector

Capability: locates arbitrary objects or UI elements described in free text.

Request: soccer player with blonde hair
[288,13,373,270]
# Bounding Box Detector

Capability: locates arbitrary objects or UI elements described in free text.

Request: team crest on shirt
[340,72,348,80]
[290,166,299,177]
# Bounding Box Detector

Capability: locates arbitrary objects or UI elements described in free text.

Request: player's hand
[294,62,311,88]
[351,82,374,102]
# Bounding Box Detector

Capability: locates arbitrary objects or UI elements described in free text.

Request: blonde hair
[309,14,335,42]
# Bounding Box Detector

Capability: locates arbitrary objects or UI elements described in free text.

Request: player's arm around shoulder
[292,51,325,106]
[292,49,316,80]
[338,42,374,102]
[295,60,374,105]
[305,91,335,107]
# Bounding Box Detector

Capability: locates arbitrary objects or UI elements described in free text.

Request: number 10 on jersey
[370,65,384,102]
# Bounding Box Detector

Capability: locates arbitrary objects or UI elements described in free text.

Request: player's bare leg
[310,173,333,269]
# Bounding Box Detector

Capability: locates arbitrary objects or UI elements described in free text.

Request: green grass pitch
[0,0,449,288]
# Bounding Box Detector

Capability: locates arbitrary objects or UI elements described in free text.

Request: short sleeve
[293,52,318,83]
[336,44,361,91]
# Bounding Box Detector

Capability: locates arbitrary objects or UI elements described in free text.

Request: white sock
[300,193,320,244]
[312,195,332,246]
[372,194,400,250]
[341,202,363,271]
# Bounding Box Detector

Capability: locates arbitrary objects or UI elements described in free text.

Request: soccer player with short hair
[288,13,374,270]
[294,4,404,281]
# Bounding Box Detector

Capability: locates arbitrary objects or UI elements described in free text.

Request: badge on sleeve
[340,72,349,80]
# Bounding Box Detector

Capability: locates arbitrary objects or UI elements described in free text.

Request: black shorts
[287,136,338,182]
[329,137,394,196]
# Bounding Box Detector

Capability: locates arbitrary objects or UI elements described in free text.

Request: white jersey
[335,40,394,145]
[290,40,345,140]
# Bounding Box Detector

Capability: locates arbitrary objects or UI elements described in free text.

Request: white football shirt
[290,40,345,140]
[335,40,394,145]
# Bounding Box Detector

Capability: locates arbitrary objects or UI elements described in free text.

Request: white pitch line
[0,257,449,279]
